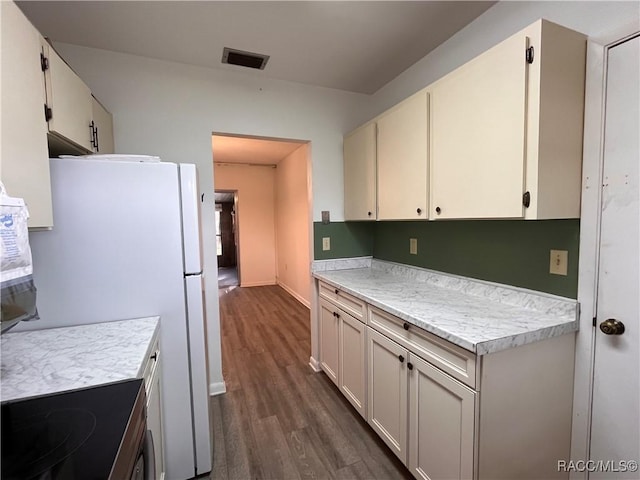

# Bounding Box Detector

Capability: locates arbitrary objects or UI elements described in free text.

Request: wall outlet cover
[549,249,568,276]
[321,211,330,224]
[322,237,331,251]
[410,238,418,255]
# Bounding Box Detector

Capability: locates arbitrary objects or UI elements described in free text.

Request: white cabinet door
[339,311,366,418]
[91,96,114,154]
[43,41,93,152]
[429,34,528,219]
[377,91,428,220]
[367,327,408,463]
[319,298,340,386]
[408,354,475,480]
[344,123,376,220]
[147,353,165,480]
[0,2,52,228]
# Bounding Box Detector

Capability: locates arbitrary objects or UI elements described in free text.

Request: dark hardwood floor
[210,285,413,480]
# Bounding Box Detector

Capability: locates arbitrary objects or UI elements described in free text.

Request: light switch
[549,250,568,276]
[322,237,331,251]
[410,238,418,255]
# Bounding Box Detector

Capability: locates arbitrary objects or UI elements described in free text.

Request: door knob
[599,318,625,335]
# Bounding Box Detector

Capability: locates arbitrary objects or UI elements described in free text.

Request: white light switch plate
[322,237,331,251]
[410,238,418,255]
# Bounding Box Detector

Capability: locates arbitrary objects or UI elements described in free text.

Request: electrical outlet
[409,238,418,255]
[549,250,568,276]
[322,237,331,251]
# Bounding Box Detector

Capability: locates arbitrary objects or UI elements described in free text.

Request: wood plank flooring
[209,285,413,480]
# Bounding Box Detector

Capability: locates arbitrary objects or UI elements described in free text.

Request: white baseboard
[209,381,227,396]
[240,280,276,287]
[309,356,321,372]
[277,280,311,309]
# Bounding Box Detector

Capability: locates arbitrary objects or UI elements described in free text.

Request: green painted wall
[313,222,374,260]
[314,220,579,298]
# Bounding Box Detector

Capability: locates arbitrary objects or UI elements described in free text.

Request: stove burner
[1,408,96,479]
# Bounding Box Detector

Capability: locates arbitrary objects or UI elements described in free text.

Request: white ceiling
[17,1,496,94]
[212,134,305,165]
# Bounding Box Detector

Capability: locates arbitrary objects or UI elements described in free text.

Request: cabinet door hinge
[526,46,534,64]
[522,191,531,208]
[44,104,52,122]
[40,53,49,72]
[593,317,597,328]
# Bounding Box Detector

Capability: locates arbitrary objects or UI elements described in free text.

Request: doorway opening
[211,133,312,306]
[215,190,239,293]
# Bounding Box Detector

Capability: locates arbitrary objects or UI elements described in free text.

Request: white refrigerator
[18,157,213,480]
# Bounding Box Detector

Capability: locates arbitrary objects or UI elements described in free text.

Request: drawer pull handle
[150,352,158,361]
[336,312,340,319]
[398,355,405,363]
[407,362,414,371]
[334,289,339,295]
[403,323,410,331]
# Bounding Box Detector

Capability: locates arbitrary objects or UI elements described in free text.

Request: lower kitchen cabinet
[319,298,340,385]
[142,338,165,480]
[408,353,475,480]
[320,296,367,418]
[317,278,575,480]
[367,328,408,462]
[339,311,366,418]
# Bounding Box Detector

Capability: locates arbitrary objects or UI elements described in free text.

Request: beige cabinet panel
[43,42,93,152]
[91,96,114,154]
[344,123,376,220]
[408,354,475,480]
[367,327,407,463]
[430,34,528,219]
[339,311,366,418]
[377,91,428,220]
[0,2,52,228]
[429,19,586,220]
[319,298,340,386]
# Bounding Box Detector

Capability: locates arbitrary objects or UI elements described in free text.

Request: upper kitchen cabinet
[344,122,376,220]
[91,96,115,154]
[42,40,94,154]
[0,1,53,228]
[377,90,429,220]
[429,19,586,220]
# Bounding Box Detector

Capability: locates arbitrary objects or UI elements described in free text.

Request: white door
[590,34,639,479]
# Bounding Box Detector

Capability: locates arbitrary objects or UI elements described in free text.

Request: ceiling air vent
[222,47,269,70]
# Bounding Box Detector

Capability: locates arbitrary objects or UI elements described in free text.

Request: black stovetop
[1,378,143,480]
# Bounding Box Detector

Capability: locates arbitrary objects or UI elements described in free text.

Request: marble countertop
[1,317,159,402]
[313,260,578,355]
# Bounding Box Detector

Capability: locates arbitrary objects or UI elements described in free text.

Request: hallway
[210,285,412,479]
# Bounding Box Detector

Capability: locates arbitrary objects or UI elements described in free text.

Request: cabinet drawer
[318,281,366,321]
[368,306,476,388]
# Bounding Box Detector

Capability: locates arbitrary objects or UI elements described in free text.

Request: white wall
[54,42,367,392]
[275,144,311,307]
[214,163,277,287]
[359,1,640,124]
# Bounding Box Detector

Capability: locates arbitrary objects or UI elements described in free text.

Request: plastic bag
[0,182,38,331]
[0,182,33,282]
